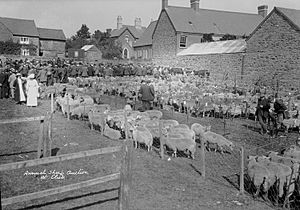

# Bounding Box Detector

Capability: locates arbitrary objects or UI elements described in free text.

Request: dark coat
[256,97,270,119]
[13,78,26,102]
[139,84,155,101]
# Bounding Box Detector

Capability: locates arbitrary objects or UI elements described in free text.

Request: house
[67,48,85,61]
[0,17,39,56]
[37,27,66,57]
[110,16,146,59]
[152,0,265,62]
[245,7,300,92]
[81,45,102,62]
[133,20,157,60]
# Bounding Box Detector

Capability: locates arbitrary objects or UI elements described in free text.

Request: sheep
[256,156,295,199]
[131,125,153,152]
[197,126,234,153]
[282,119,300,133]
[145,110,163,120]
[172,124,190,130]
[191,123,209,140]
[70,105,95,119]
[247,156,273,198]
[88,112,107,134]
[283,146,300,160]
[103,124,122,140]
[161,126,196,159]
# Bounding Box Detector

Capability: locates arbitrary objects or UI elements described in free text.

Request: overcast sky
[0,0,299,38]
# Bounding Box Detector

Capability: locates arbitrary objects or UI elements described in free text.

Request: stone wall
[245,10,300,93]
[40,40,65,57]
[153,10,177,61]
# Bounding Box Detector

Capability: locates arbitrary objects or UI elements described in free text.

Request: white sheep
[103,124,122,140]
[131,125,153,152]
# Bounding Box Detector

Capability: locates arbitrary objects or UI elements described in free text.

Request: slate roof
[37,27,66,41]
[133,21,157,47]
[163,6,263,36]
[110,25,146,39]
[177,39,246,56]
[0,17,39,37]
[276,7,300,30]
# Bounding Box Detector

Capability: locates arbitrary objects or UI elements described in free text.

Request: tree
[76,24,91,39]
[99,38,122,59]
[220,34,237,41]
[201,33,214,42]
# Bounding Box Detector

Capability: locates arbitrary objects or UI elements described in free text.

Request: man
[139,80,155,111]
[273,98,287,135]
[8,68,16,98]
[13,73,26,104]
[255,95,271,135]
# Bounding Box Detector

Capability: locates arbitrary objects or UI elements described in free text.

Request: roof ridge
[37,27,64,31]
[167,5,260,16]
[275,7,300,12]
[0,16,35,22]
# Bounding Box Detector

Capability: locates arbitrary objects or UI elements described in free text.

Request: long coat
[139,84,155,101]
[13,78,26,102]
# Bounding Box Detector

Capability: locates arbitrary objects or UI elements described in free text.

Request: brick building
[244,7,300,92]
[0,16,66,57]
[110,16,146,59]
[133,20,157,60]
[152,0,264,63]
[81,45,102,63]
[37,27,66,57]
[0,17,39,56]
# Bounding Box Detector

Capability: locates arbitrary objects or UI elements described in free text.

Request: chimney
[162,0,168,10]
[258,5,268,18]
[135,17,142,29]
[191,0,200,12]
[117,16,123,30]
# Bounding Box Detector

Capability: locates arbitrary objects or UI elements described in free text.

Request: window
[21,49,29,56]
[125,35,129,43]
[180,35,187,48]
[74,51,79,57]
[20,37,29,44]
[137,50,142,58]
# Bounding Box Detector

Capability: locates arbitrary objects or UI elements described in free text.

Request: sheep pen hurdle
[0,115,52,159]
[0,141,133,210]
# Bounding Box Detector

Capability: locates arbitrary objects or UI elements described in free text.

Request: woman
[13,73,26,104]
[26,73,39,107]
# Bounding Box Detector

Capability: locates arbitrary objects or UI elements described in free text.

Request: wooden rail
[0,146,122,172]
[2,173,120,206]
[0,116,45,125]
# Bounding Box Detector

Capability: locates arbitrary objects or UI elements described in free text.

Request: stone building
[0,16,66,57]
[133,20,157,60]
[81,45,102,63]
[110,16,146,59]
[245,7,300,92]
[152,0,264,63]
[0,17,39,56]
[37,28,66,57]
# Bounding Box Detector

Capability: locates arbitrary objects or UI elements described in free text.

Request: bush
[0,40,21,55]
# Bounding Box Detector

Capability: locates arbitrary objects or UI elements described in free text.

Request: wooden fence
[0,111,133,209]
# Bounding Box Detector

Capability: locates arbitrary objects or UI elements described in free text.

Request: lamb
[103,124,122,140]
[131,125,153,152]
[247,156,273,198]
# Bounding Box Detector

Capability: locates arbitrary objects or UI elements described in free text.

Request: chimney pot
[258,5,268,18]
[162,0,168,10]
[190,0,200,12]
[135,17,142,29]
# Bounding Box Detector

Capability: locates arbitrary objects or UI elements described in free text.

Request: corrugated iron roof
[177,39,246,56]
[81,45,100,52]
[0,17,39,37]
[133,20,157,47]
[276,7,300,30]
[110,25,146,39]
[165,6,263,36]
[37,27,66,41]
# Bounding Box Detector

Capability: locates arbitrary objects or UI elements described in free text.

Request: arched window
[123,48,129,59]
[125,35,129,43]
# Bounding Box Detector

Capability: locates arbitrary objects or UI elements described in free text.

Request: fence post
[159,120,164,160]
[67,93,70,121]
[200,137,205,178]
[119,111,132,210]
[186,107,189,124]
[37,119,44,159]
[239,146,245,196]
[50,93,54,113]
[48,113,53,157]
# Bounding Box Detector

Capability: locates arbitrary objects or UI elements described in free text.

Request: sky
[0,0,299,38]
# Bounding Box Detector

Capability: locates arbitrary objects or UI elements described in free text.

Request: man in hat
[8,68,16,98]
[255,95,271,135]
[139,80,155,111]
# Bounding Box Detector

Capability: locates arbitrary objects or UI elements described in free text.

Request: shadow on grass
[18,187,119,210]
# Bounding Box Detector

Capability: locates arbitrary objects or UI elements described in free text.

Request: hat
[28,74,35,79]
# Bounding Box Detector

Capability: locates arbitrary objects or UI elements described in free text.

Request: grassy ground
[1,96,299,210]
